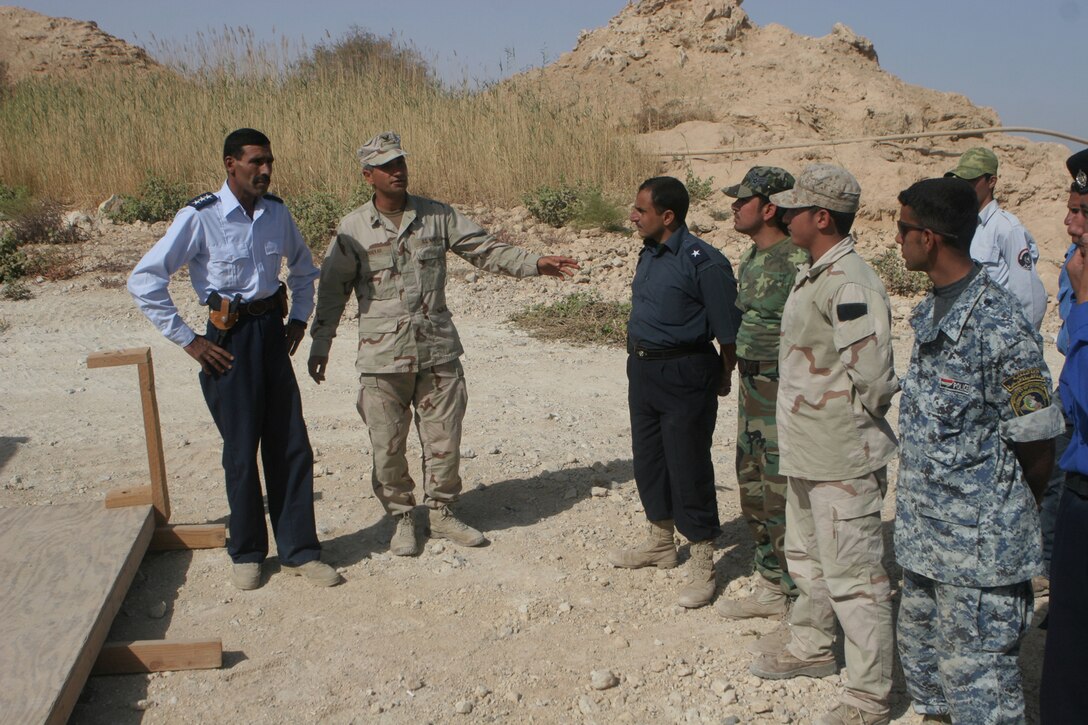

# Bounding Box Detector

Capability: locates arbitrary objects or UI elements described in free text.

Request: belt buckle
[248,298,270,315]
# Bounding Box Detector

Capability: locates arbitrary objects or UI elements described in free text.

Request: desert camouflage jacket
[896,268,1063,586]
[777,235,899,480]
[310,195,540,373]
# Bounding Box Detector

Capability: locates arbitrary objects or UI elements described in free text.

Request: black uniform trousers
[627,350,722,542]
[1040,478,1088,723]
[199,311,320,566]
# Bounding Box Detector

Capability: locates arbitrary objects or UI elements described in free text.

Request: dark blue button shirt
[628,225,740,350]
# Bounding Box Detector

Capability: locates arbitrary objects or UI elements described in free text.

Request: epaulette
[686,241,712,266]
[263,193,284,204]
[186,192,218,210]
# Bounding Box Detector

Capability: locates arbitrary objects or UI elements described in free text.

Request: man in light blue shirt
[946,147,1048,329]
[128,128,339,591]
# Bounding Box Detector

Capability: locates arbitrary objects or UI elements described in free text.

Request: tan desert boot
[390,510,419,556]
[677,539,716,608]
[607,519,678,569]
[715,575,790,620]
[428,506,486,547]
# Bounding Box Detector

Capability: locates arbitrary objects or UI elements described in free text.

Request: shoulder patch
[263,193,284,204]
[836,302,868,321]
[1002,368,1050,416]
[687,242,712,266]
[1017,247,1032,270]
[186,192,218,209]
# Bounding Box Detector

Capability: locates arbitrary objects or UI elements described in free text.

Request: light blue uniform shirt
[128,180,319,347]
[970,199,1048,330]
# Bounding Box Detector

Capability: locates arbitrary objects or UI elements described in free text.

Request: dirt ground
[0,218,1060,725]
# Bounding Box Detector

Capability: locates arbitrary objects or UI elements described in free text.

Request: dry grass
[509,291,630,347]
[0,30,656,209]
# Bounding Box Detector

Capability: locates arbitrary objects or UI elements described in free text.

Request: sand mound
[0,5,160,82]
[521,0,1074,294]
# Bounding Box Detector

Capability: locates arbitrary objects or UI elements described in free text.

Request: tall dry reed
[0,29,655,209]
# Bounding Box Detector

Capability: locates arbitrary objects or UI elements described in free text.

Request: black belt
[632,343,714,360]
[1066,472,1088,498]
[237,294,280,316]
[207,291,280,317]
[737,358,777,377]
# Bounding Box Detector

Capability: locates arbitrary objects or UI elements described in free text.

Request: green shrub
[871,248,931,296]
[107,174,190,223]
[685,167,715,202]
[0,231,27,282]
[288,190,346,253]
[571,187,627,233]
[523,182,580,228]
[510,291,631,347]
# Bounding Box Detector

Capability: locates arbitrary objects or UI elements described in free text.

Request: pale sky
[13,1,1084,148]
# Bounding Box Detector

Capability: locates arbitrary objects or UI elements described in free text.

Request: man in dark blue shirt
[609,175,741,609]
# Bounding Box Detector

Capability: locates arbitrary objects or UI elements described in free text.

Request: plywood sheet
[0,501,154,725]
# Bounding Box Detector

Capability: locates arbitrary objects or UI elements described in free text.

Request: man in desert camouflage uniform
[749,165,899,725]
[307,131,578,556]
[894,177,1061,724]
[715,167,807,623]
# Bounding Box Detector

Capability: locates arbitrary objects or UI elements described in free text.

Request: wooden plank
[93,639,222,675]
[86,347,151,369]
[137,359,170,523]
[104,485,153,509]
[151,523,226,551]
[0,502,154,725]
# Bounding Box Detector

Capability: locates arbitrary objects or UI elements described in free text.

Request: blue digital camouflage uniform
[895,268,1064,723]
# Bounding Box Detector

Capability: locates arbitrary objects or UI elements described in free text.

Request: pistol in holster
[275,281,289,318]
[208,291,242,346]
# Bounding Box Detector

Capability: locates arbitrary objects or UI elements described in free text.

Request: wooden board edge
[151,524,226,551]
[92,639,223,675]
[104,486,153,509]
[46,506,155,725]
[86,348,151,369]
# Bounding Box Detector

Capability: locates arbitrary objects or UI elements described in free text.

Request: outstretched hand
[184,335,233,375]
[537,255,581,279]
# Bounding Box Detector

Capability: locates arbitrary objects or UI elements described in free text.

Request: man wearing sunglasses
[893,176,1061,723]
[749,165,899,725]
[946,147,1047,330]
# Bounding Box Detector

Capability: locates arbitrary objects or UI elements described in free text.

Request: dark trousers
[627,351,722,542]
[199,312,319,566]
[1040,481,1088,723]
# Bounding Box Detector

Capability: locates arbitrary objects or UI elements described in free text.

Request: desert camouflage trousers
[735,364,796,595]
[785,468,894,715]
[898,570,1032,724]
[356,360,467,513]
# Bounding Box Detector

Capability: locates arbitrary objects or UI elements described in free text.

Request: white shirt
[969,199,1047,330]
[127,180,319,347]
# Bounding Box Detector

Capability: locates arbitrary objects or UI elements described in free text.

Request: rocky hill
[520,0,1074,297]
[0,6,159,82]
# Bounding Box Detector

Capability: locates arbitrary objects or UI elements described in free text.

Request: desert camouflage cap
[945,147,998,180]
[722,166,795,199]
[769,164,861,213]
[357,131,406,167]
[1067,148,1088,193]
